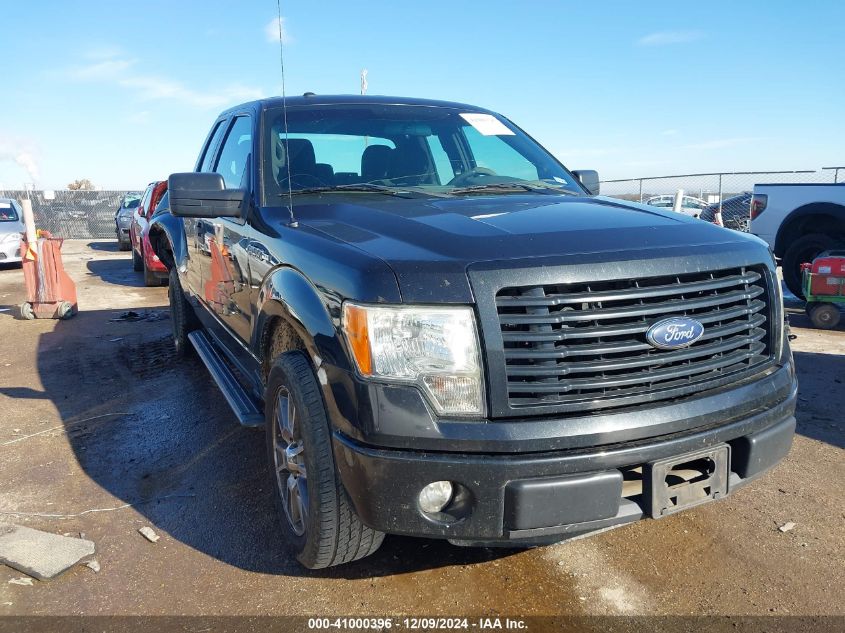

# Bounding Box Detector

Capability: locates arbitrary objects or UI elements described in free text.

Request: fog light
[418,481,454,514]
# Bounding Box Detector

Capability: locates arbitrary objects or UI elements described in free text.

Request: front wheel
[132,246,143,272]
[265,351,384,569]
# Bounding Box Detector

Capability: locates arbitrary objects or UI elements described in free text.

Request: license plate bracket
[645,445,730,519]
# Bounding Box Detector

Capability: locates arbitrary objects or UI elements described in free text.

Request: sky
[1,0,843,190]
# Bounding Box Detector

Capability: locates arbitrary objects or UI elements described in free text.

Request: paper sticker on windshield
[0,202,10,208]
[460,113,515,136]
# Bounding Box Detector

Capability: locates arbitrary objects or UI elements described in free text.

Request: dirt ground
[0,241,842,619]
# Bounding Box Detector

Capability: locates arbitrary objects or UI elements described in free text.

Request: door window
[214,116,253,189]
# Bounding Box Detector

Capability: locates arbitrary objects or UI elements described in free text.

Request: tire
[809,302,841,330]
[57,301,75,320]
[265,351,384,569]
[20,302,35,320]
[168,267,199,358]
[142,251,158,287]
[132,246,143,272]
[782,233,837,299]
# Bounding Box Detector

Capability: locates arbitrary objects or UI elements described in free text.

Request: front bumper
[117,227,130,243]
[0,240,22,263]
[333,379,797,543]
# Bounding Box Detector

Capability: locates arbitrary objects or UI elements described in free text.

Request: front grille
[496,266,772,411]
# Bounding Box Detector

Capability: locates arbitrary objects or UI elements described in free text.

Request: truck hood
[298,193,766,302]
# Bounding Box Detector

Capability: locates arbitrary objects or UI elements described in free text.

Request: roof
[220,94,494,117]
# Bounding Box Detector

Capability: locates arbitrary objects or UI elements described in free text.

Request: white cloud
[119,75,263,109]
[265,17,290,44]
[65,49,264,110]
[636,30,704,46]
[69,58,136,80]
[685,137,761,151]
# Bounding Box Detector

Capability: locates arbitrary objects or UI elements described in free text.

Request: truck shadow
[28,305,843,578]
[33,306,519,578]
[790,350,845,450]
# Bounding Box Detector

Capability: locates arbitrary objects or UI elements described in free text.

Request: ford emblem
[646,317,705,350]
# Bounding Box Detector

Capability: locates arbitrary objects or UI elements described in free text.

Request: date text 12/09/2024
[307,617,528,630]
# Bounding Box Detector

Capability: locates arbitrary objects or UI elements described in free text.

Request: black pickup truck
[150,95,797,569]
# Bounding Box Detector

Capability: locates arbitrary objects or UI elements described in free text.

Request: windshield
[0,202,19,222]
[262,104,583,204]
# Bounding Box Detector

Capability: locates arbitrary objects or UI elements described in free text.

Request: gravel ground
[0,241,842,620]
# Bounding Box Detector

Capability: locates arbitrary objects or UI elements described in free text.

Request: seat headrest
[284,138,316,170]
[361,145,393,182]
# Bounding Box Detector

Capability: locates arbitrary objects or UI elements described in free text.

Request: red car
[131,181,169,286]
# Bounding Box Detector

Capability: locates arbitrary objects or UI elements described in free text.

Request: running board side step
[188,331,264,428]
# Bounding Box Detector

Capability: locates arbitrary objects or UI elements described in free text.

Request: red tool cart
[19,232,78,320]
[800,250,845,329]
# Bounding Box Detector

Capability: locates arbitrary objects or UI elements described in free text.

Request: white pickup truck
[751,183,845,297]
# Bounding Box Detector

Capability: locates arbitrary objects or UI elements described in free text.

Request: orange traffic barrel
[20,232,78,319]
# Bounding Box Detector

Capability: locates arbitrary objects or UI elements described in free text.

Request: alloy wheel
[272,387,308,536]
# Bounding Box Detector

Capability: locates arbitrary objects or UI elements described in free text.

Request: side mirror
[168,172,243,218]
[573,170,600,196]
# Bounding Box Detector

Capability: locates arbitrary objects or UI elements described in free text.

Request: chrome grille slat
[500,299,766,342]
[498,286,764,325]
[506,331,766,376]
[502,314,767,359]
[496,271,761,308]
[495,266,773,410]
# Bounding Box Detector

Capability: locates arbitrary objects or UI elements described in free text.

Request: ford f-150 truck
[750,182,845,297]
[150,95,797,569]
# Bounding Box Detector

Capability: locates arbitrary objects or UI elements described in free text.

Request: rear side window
[214,116,253,189]
[426,136,455,185]
[199,120,228,173]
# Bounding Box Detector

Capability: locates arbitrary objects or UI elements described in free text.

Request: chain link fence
[3,168,843,238]
[0,190,133,239]
[600,167,843,232]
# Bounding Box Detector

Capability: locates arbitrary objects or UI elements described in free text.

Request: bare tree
[67,178,95,191]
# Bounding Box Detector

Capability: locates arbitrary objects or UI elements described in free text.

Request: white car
[0,198,24,265]
[645,194,709,218]
[750,182,845,298]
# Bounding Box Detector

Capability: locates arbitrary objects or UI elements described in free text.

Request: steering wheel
[447,167,497,187]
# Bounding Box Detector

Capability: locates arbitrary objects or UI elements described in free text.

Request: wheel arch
[148,214,188,271]
[774,202,845,257]
[254,266,349,380]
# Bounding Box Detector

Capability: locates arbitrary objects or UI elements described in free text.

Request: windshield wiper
[279,183,453,199]
[450,182,580,196]
[281,183,406,196]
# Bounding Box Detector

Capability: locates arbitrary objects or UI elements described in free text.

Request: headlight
[0,232,20,244]
[342,302,484,416]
